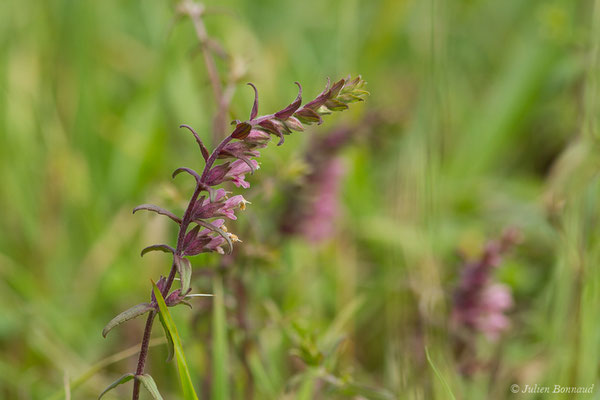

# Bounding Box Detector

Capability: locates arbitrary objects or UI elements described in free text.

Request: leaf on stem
[172,167,203,185]
[102,303,154,338]
[97,373,135,399]
[133,204,182,224]
[174,255,192,294]
[137,374,165,400]
[141,244,175,257]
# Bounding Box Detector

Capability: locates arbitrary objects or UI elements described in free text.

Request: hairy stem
[132,132,235,399]
[200,135,234,181]
[132,311,157,400]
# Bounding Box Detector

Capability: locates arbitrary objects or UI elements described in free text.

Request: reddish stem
[132,132,234,399]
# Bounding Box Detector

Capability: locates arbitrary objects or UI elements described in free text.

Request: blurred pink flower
[300,158,346,242]
[452,229,519,342]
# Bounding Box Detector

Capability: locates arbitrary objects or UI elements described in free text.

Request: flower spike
[122,75,367,400]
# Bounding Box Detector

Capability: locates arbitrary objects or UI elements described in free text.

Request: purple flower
[476,284,513,340]
[191,190,248,221]
[182,219,229,256]
[224,159,259,188]
[220,195,249,220]
[205,236,227,254]
[242,129,270,146]
[452,228,520,342]
[300,158,345,242]
[219,142,261,159]
[204,163,231,187]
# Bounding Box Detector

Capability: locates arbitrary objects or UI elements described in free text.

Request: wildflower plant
[99,73,368,398]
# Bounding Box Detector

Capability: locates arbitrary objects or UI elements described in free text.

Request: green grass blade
[424,346,456,400]
[212,275,229,400]
[152,282,200,400]
[157,310,175,362]
[296,371,315,400]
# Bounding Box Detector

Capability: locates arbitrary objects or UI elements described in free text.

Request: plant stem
[132,311,157,400]
[132,132,235,399]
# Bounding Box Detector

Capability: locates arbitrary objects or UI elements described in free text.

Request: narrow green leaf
[157,310,175,362]
[425,346,456,400]
[248,350,277,399]
[141,244,175,257]
[296,371,315,400]
[137,374,165,400]
[174,256,192,294]
[212,275,229,400]
[152,282,200,400]
[98,373,134,399]
[102,303,154,338]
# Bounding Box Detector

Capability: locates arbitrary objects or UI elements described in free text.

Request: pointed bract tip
[294,81,302,96]
[247,82,259,120]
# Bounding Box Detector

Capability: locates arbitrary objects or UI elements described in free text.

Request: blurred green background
[1,0,600,399]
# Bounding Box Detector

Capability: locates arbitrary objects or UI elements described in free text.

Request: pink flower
[219,142,260,159]
[191,190,229,220]
[476,313,511,341]
[300,158,345,242]
[243,129,270,146]
[481,284,513,312]
[225,159,259,188]
[204,163,231,187]
[205,236,226,254]
[219,195,249,220]
[183,219,228,256]
[451,230,519,343]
